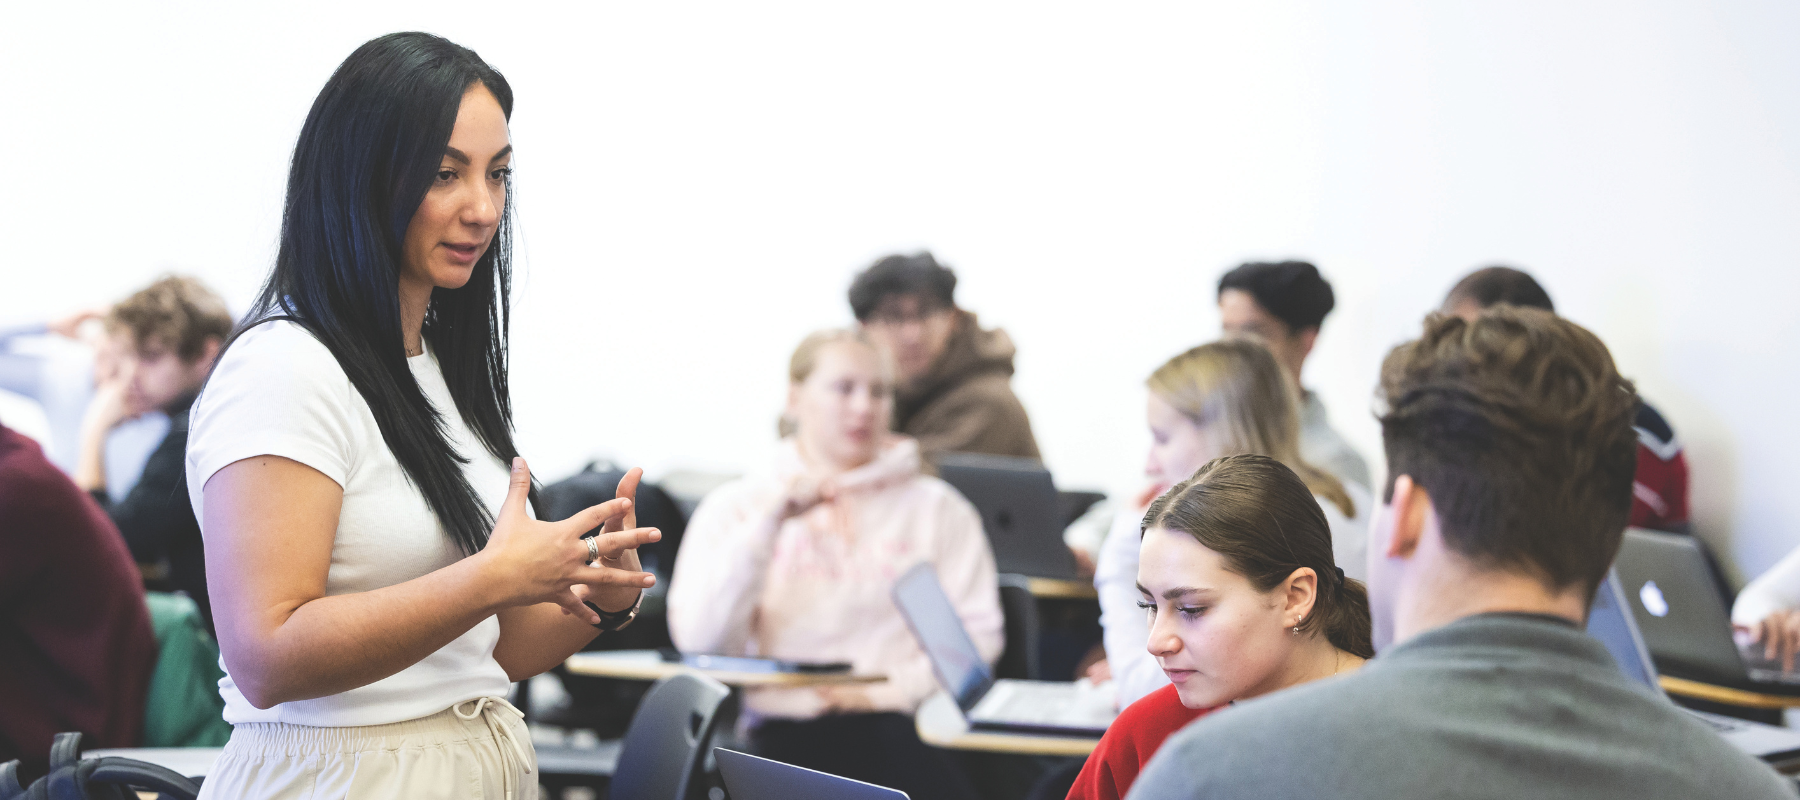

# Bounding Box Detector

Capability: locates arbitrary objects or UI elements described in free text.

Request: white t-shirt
[186,320,513,727]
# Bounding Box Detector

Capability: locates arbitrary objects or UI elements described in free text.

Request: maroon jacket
[0,425,157,774]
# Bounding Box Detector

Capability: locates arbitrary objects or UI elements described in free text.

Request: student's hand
[817,685,875,714]
[776,477,837,521]
[47,307,106,340]
[1749,610,1800,672]
[1072,547,1097,580]
[1084,658,1112,684]
[480,459,659,624]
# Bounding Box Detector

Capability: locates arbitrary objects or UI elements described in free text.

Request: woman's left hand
[573,467,649,614]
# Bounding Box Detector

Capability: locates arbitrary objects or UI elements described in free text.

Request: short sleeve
[185,322,359,520]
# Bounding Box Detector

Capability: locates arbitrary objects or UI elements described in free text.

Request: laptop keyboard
[972,680,1116,726]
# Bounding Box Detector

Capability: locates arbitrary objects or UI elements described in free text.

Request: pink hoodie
[667,437,1003,720]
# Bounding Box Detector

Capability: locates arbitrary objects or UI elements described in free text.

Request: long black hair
[214,31,533,556]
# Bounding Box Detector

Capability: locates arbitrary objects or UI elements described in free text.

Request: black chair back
[610,672,732,800]
[996,575,1041,680]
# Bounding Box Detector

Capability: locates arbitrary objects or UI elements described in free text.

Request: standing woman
[187,33,657,799]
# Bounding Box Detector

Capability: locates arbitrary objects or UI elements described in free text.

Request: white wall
[4,2,1797,583]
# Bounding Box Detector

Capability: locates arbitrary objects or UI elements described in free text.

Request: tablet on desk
[657,648,852,674]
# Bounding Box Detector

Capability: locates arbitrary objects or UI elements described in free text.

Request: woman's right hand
[479,458,660,623]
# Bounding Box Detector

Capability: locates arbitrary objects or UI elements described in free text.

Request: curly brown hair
[105,275,234,362]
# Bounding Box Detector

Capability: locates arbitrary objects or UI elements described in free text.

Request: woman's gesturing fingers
[573,561,658,591]
[498,458,534,522]
[589,527,661,563]
[605,468,643,534]
[566,497,633,537]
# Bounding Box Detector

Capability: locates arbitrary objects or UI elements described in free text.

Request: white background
[3,2,1797,584]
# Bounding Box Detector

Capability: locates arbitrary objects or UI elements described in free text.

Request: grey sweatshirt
[1129,613,1795,800]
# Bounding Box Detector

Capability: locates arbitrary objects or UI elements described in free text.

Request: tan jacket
[894,311,1041,461]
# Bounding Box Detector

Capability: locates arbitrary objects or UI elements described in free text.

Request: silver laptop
[715,748,908,799]
[934,453,1081,580]
[892,563,1116,736]
[1588,569,1800,763]
[1613,528,1800,691]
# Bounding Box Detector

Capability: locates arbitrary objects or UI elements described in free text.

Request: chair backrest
[609,672,732,800]
[995,575,1040,680]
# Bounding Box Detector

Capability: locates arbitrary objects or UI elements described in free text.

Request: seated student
[1731,550,1800,671]
[1217,261,1371,491]
[73,275,233,632]
[1068,454,1372,800]
[1443,265,1690,532]
[1093,339,1369,707]
[0,420,159,779]
[849,252,1041,460]
[667,329,1003,800]
[1128,308,1793,800]
[0,310,169,497]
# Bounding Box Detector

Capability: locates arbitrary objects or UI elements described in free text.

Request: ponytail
[1144,453,1373,658]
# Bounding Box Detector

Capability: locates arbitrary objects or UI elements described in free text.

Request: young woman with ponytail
[1067,454,1373,800]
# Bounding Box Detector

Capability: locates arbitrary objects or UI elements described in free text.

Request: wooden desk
[914,691,1101,757]
[564,650,885,687]
[1024,577,1098,600]
[1660,676,1800,710]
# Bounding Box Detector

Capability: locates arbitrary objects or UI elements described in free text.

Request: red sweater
[1068,684,1217,800]
[0,426,158,774]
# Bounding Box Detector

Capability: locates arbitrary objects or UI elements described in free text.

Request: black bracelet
[586,591,643,632]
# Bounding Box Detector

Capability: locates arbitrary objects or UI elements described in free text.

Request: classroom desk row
[85,652,1800,784]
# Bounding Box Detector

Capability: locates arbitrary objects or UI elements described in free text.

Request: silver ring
[584,536,600,564]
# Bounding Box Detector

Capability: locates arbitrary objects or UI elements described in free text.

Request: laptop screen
[892,564,994,709]
[1587,570,1663,692]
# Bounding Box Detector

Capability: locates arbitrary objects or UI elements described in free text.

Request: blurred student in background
[669,329,1003,800]
[1091,339,1369,707]
[73,275,232,632]
[1217,260,1371,491]
[1442,265,1689,533]
[0,419,158,780]
[850,252,1041,461]
[1068,455,1371,800]
[0,307,169,499]
[1129,308,1791,800]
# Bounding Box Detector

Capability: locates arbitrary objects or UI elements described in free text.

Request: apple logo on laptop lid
[1640,580,1671,618]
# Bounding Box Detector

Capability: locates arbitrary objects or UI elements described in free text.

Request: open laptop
[1612,528,1800,693]
[1588,569,1800,763]
[934,452,1081,580]
[715,748,908,799]
[892,563,1116,736]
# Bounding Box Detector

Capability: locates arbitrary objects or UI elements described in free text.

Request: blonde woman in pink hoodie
[668,329,1002,800]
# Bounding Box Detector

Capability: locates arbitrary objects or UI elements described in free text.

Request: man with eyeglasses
[848,252,1041,461]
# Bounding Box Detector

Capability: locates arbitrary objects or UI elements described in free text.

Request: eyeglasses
[865,304,950,328]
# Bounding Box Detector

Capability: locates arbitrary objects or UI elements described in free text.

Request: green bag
[141,592,232,747]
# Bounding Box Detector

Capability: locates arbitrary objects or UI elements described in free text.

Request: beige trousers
[197,697,537,800]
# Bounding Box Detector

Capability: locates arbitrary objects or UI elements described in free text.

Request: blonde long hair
[1146,339,1355,517]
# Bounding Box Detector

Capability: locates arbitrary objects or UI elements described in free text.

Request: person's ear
[1283,566,1319,627]
[1385,475,1430,560]
[1295,325,1319,360]
[200,336,223,365]
[784,382,803,422]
